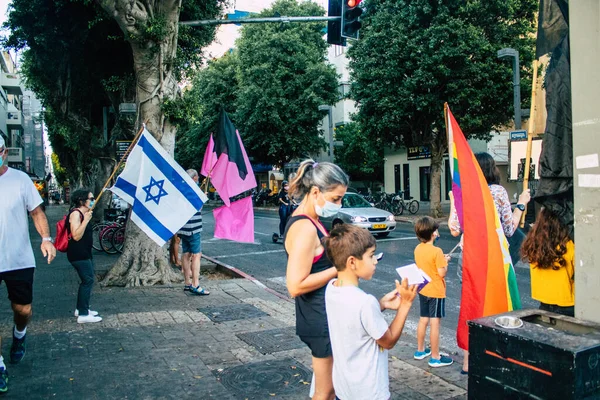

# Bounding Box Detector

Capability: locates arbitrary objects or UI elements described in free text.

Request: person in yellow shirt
[413,217,453,367]
[521,207,574,317]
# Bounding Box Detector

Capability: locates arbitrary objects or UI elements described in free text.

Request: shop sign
[407,145,431,160]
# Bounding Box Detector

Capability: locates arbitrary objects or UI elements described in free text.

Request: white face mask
[315,192,341,218]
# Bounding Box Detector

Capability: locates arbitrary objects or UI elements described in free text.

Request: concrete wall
[570,1,600,323]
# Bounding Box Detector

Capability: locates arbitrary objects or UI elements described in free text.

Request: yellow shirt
[530,240,575,307]
[415,242,447,298]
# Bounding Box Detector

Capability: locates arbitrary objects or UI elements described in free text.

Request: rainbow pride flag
[447,105,521,350]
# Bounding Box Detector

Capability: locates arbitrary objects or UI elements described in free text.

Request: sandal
[190,286,210,296]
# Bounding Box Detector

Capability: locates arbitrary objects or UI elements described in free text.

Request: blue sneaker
[0,367,7,393]
[414,348,431,360]
[429,355,453,368]
[10,334,26,364]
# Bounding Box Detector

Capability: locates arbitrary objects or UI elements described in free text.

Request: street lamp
[497,48,522,130]
[318,104,335,162]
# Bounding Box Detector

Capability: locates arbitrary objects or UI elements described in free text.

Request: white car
[320,193,397,238]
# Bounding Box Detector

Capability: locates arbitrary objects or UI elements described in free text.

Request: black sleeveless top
[67,209,93,262]
[284,215,332,337]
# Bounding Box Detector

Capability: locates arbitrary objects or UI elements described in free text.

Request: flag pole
[92,122,147,211]
[520,60,539,228]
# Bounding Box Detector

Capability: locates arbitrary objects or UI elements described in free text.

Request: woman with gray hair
[284,159,349,400]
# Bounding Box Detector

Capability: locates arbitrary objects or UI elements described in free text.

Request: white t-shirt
[325,279,391,400]
[0,168,43,272]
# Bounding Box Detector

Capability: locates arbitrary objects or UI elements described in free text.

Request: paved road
[201,207,538,356]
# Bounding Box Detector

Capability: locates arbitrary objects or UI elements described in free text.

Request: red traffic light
[347,0,362,6]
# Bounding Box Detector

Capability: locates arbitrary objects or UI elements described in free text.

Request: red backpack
[55,209,83,252]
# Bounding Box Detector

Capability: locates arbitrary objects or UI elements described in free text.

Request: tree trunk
[92,157,116,223]
[429,137,446,218]
[98,0,183,287]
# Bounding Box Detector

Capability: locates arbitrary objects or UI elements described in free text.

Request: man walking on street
[179,169,209,296]
[0,136,56,393]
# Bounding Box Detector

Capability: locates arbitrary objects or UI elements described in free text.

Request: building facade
[0,52,46,179]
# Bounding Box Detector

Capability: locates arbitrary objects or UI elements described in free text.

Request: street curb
[201,254,293,303]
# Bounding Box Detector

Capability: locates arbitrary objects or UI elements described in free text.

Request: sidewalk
[0,205,467,399]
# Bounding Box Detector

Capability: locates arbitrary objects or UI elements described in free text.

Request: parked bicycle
[92,208,127,253]
[392,191,420,215]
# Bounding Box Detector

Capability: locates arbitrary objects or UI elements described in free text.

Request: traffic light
[341,0,363,40]
[327,0,346,46]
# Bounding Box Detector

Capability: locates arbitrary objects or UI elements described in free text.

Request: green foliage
[4,0,225,184]
[176,0,339,169]
[348,0,537,150]
[51,153,67,185]
[234,0,339,166]
[334,122,383,182]
[175,52,240,170]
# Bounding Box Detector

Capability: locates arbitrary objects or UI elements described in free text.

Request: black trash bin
[468,309,600,399]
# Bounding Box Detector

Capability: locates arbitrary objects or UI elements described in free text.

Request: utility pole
[318,105,335,162]
[497,48,522,130]
[571,0,600,323]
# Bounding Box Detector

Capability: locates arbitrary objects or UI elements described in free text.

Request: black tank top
[284,215,332,337]
[67,209,93,262]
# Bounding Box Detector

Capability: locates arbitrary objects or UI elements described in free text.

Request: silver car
[320,193,397,238]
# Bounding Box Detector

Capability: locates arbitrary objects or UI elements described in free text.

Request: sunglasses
[88,197,95,201]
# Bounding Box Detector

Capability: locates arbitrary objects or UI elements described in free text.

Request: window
[337,83,351,100]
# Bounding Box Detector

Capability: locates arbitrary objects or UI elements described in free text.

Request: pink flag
[200,109,257,206]
[212,196,255,243]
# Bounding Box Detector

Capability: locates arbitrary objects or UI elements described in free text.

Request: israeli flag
[110,128,208,246]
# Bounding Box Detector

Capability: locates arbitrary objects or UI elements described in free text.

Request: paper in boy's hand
[395,263,432,292]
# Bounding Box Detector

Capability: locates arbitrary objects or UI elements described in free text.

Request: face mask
[89,200,95,208]
[315,193,341,218]
[0,157,3,168]
[434,231,440,243]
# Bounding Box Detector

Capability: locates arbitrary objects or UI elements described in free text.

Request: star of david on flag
[110,128,208,246]
[142,177,168,205]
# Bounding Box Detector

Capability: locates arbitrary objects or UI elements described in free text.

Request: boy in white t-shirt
[324,224,417,400]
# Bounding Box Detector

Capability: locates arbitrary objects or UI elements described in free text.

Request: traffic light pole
[180,16,341,26]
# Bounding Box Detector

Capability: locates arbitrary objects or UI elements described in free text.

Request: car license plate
[372,224,386,229]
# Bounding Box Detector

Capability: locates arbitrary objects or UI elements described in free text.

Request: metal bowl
[494,316,523,329]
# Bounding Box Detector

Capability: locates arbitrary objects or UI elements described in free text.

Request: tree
[235,0,339,167]
[6,0,224,286]
[174,52,240,171]
[348,0,537,216]
[5,0,136,197]
[92,0,225,286]
[333,121,383,183]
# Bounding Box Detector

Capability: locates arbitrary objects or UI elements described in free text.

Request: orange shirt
[414,242,448,298]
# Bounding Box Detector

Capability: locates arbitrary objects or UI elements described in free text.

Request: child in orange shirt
[413,217,453,367]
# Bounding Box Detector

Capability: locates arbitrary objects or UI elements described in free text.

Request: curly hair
[521,208,570,270]
[70,188,92,208]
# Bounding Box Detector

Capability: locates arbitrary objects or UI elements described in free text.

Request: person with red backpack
[66,189,102,324]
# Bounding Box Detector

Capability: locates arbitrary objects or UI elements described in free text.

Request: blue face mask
[89,200,95,208]
[315,192,342,218]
